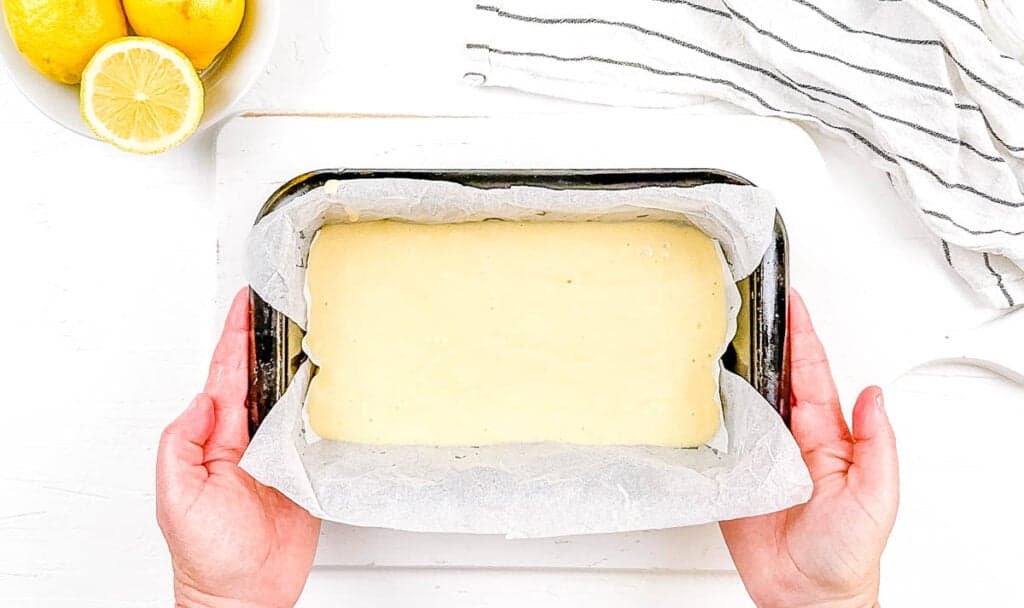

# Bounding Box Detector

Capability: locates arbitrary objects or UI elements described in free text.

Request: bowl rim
[0,0,281,142]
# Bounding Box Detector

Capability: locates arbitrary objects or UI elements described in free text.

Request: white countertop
[2,1,1023,606]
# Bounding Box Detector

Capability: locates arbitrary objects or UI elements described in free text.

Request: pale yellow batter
[304,220,727,448]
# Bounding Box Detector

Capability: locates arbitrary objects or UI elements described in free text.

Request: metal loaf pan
[247,169,790,437]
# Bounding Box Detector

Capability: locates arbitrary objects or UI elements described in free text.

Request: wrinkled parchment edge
[240,178,813,537]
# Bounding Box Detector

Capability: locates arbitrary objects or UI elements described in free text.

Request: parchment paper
[241,178,813,538]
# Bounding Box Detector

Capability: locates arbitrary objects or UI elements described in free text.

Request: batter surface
[304,220,727,447]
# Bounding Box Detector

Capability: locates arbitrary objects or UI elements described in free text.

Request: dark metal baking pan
[247,169,789,437]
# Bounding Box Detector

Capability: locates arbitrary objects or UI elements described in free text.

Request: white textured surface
[1,1,1022,606]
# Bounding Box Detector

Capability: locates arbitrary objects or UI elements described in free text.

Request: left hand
[156,289,321,608]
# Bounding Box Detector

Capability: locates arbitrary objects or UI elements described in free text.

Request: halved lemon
[80,37,204,154]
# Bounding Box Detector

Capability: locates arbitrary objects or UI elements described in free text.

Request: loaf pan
[247,169,790,437]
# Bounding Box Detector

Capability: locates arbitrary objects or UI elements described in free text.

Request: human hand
[720,290,898,608]
[157,289,321,608]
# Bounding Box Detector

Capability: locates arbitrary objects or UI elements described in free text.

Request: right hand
[719,290,899,608]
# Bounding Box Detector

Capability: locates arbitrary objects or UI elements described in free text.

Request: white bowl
[0,0,279,139]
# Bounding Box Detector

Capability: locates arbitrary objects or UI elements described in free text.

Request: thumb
[156,395,215,514]
[848,387,900,528]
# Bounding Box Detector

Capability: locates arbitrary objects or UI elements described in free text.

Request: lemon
[2,0,127,84]
[123,0,245,70]
[80,37,204,154]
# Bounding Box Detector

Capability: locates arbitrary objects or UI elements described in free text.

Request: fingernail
[172,396,200,425]
[185,395,205,415]
[873,390,891,426]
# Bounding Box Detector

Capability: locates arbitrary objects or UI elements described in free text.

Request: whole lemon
[123,0,245,71]
[2,0,127,84]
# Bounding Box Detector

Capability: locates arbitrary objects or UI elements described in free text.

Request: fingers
[203,288,252,465]
[156,395,215,516]
[789,290,842,412]
[848,387,900,528]
[789,290,853,465]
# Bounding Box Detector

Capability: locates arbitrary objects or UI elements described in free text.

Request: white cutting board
[214,110,993,572]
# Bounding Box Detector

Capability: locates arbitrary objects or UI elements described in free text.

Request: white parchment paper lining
[241,178,813,538]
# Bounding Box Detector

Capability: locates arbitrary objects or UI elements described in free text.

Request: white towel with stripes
[464,0,1024,308]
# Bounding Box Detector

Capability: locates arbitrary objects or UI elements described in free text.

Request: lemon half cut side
[80,37,205,154]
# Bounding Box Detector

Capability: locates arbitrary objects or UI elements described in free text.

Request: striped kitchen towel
[464,0,1024,308]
